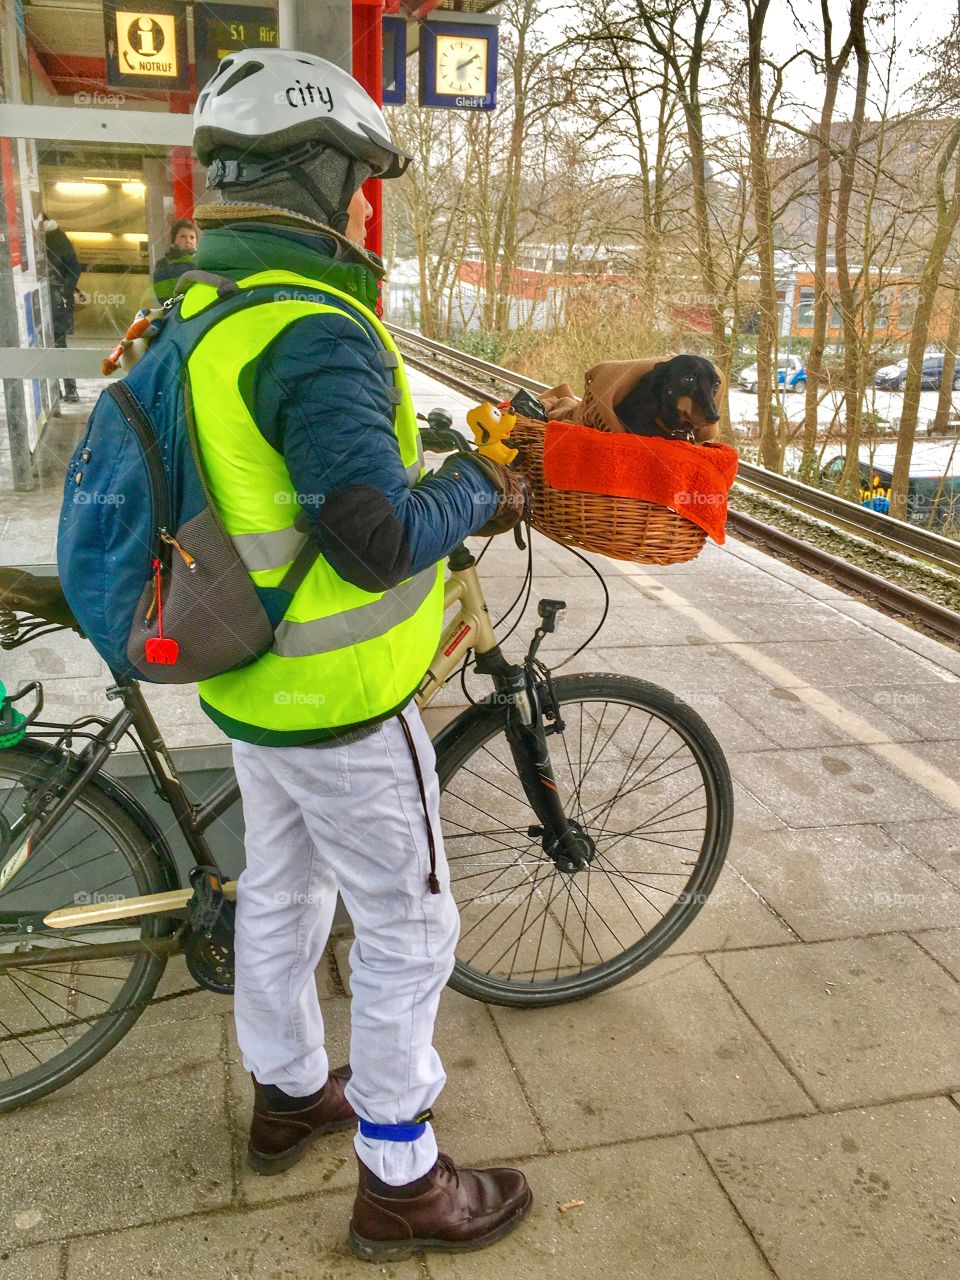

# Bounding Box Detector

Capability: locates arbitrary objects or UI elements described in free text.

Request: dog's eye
[683,375,695,387]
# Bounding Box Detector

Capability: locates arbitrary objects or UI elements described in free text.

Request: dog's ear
[615,363,670,433]
[647,362,680,430]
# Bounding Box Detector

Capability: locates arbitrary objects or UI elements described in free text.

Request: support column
[143,156,169,278]
[0,153,35,492]
[284,0,353,71]
[352,0,384,260]
[170,147,195,220]
[0,0,36,491]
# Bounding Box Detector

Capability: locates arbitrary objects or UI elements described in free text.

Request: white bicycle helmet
[193,48,411,179]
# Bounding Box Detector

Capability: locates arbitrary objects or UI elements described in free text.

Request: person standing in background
[152,218,199,302]
[43,215,83,404]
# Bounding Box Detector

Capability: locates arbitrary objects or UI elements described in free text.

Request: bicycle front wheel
[437,673,733,1007]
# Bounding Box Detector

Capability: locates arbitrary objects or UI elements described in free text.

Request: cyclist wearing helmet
[188,50,531,1260]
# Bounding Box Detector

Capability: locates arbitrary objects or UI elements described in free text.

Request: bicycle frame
[4,546,502,932]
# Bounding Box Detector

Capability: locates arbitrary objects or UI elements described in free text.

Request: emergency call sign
[104,1,189,90]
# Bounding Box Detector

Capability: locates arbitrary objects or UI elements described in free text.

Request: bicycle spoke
[442,686,729,996]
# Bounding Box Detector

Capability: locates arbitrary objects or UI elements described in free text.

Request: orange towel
[541,420,739,544]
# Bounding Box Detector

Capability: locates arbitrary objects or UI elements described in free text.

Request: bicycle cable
[457,518,535,705]
[548,542,610,671]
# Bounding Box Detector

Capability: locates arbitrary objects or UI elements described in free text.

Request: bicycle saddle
[0,566,81,633]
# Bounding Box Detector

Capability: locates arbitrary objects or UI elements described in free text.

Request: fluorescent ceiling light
[122,233,147,242]
[121,182,145,197]
[55,181,108,196]
[68,231,114,242]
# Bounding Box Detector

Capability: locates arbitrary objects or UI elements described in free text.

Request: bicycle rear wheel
[436,673,732,1007]
[0,743,172,1110]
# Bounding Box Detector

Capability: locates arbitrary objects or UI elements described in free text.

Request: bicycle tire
[0,744,172,1111]
[435,673,733,1007]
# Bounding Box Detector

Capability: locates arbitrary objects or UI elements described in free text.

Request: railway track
[388,324,960,646]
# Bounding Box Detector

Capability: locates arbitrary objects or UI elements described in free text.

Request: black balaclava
[202,144,374,235]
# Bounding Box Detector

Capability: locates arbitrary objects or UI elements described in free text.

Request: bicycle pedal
[183,865,236,995]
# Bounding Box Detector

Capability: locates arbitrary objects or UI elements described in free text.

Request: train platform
[1,364,959,1280]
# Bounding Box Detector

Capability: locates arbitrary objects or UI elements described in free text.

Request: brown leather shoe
[348,1152,532,1261]
[247,1065,356,1175]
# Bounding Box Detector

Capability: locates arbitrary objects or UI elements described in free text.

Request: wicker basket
[509,416,707,566]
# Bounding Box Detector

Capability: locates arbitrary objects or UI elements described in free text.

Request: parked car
[873,358,909,388]
[874,352,960,391]
[737,354,807,394]
[820,447,960,528]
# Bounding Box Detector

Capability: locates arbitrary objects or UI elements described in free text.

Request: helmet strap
[287,158,359,235]
[207,145,361,236]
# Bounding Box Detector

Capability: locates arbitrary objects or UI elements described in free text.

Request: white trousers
[231,702,460,1185]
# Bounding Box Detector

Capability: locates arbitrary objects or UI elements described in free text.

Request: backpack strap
[172,270,241,301]
[276,526,321,599]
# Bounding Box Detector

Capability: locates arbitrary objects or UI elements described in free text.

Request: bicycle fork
[475,609,596,874]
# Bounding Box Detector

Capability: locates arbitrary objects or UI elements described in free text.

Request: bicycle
[0,423,732,1111]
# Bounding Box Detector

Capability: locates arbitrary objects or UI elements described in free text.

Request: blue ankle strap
[358,1110,433,1142]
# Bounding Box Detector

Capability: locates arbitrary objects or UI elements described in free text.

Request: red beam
[171,148,194,219]
[352,0,384,260]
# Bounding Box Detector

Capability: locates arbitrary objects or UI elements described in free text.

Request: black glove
[466,454,532,537]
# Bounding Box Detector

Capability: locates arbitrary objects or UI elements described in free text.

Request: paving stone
[883,819,960,887]
[731,781,788,832]
[664,861,796,953]
[540,604,721,651]
[727,682,923,748]
[726,745,953,826]
[709,935,960,1108]
[669,691,779,753]
[911,928,960,981]
[422,1137,773,1280]
[865,681,960,740]
[605,643,773,695]
[0,627,105,682]
[724,639,955,690]
[0,1244,61,1280]
[904,737,960,782]
[64,1190,419,1280]
[697,1098,960,1280]
[0,1015,231,1250]
[728,824,960,940]
[829,598,960,679]
[488,954,812,1148]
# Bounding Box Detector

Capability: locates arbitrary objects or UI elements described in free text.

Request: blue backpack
[57,273,320,683]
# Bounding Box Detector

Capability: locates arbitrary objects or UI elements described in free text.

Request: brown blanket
[540,357,725,440]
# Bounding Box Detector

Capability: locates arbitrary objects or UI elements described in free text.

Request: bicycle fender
[10,738,181,894]
[429,697,503,786]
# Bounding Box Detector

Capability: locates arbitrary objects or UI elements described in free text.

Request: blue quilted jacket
[192,223,500,594]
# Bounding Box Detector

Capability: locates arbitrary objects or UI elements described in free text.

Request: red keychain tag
[145,558,180,665]
[145,636,180,664]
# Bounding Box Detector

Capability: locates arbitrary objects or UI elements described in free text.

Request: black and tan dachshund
[615,354,722,444]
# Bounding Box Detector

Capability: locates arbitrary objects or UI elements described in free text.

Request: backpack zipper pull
[160,530,198,573]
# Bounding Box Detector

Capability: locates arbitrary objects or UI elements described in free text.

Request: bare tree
[799,0,860,482]
[890,119,960,521]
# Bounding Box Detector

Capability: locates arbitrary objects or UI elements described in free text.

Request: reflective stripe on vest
[272,566,436,657]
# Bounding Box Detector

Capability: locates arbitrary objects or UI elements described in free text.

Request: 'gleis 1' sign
[104,1,190,91]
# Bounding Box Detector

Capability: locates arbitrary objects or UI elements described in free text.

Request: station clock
[419,19,498,111]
